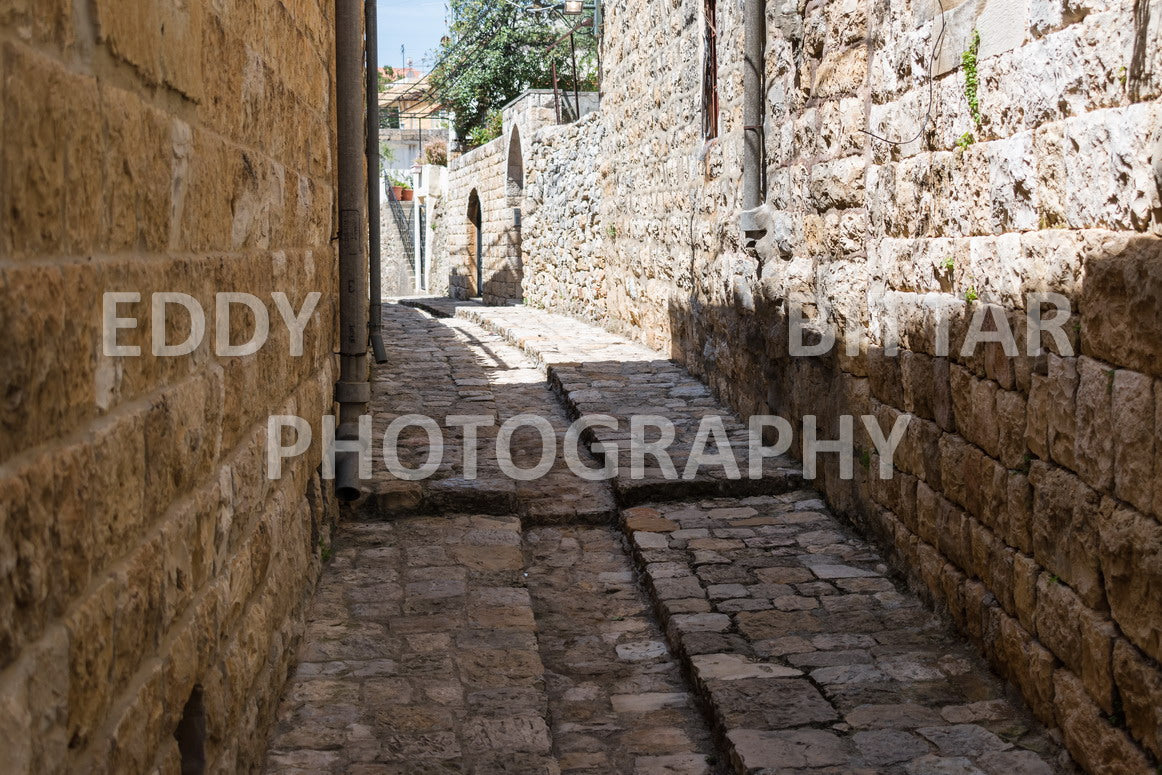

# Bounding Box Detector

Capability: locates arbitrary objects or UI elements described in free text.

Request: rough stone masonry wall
[0,1,339,772]
[522,0,1162,771]
[381,201,416,297]
[445,137,523,304]
[521,114,608,323]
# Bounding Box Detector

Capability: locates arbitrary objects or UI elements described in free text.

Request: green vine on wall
[962,30,982,130]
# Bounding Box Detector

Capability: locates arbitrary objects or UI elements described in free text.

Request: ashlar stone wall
[520,0,1162,771]
[444,137,524,304]
[0,1,340,772]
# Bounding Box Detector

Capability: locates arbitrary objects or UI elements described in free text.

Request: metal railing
[385,184,415,265]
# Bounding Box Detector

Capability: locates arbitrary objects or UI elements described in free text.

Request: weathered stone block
[0,624,68,773]
[1157,379,1162,523]
[94,0,161,82]
[0,0,73,48]
[1034,574,1115,712]
[0,262,100,461]
[1045,354,1078,472]
[1011,551,1039,632]
[1073,355,1114,492]
[1004,471,1035,555]
[1028,461,1104,610]
[1080,236,1162,380]
[102,84,173,252]
[1098,499,1162,663]
[159,0,205,100]
[994,388,1027,470]
[1053,669,1154,775]
[1109,369,1154,515]
[2,46,82,257]
[992,612,1056,725]
[808,156,867,211]
[949,363,973,439]
[1112,638,1162,760]
[811,46,868,99]
[1025,373,1051,461]
[144,371,224,516]
[66,577,117,749]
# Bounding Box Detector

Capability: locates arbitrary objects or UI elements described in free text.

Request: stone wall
[519,0,1162,770]
[0,1,339,772]
[381,200,416,297]
[425,193,453,298]
[436,91,604,306]
[522,114,608,322]
[444,138,524,304]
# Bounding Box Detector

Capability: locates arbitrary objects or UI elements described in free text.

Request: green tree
[378,65,399,92]
[430,0,598,145]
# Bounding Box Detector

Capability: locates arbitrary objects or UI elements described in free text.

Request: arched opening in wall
[506,128,525,303]
[174,685,206,775]
[467,189,483,298]
[506,128,524,206]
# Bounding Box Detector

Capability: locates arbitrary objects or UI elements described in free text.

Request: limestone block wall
[444,137,524,304]
[522,0,1162,770]
[0,1,339,772]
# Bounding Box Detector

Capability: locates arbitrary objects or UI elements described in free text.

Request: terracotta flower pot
[391,185,404,200]
[400,189,414,202]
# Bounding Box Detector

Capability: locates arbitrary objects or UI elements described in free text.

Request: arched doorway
[467,189,482,298]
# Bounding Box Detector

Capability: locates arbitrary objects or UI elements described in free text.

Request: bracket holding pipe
[334,381,372,404]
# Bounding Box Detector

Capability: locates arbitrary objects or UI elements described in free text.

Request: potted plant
[387,173,410,201]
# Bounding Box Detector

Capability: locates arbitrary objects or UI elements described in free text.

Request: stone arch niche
[506,127,524,205]
[467,189,483,298]
[504,128,524,304]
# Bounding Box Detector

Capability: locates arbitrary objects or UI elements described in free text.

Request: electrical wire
[861,0,947,146]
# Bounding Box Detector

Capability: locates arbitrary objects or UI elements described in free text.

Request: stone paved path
[265,300,1075,775]
[403,298,803,505]
[524,525,718,774]
[367,304,616,523]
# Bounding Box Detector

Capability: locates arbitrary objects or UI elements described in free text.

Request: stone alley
[263,301,1074,775]
[3,0,1160,772]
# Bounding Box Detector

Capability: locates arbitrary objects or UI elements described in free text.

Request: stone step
[449,304,805,506]
[363,304,617,526]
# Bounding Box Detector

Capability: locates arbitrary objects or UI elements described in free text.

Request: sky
[377,0,450,72]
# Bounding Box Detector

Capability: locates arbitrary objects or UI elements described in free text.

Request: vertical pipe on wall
[335,0,371,501]
[365,0,388,364]
[740,0,766,235]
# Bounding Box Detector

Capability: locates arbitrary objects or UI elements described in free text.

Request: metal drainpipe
[335,0,371,501]
[365,0,388,364]
[740,0,766,238]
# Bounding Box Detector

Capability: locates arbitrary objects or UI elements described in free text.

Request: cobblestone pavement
[367,303,616,524]
[403,298,803,505]
[263,515,559,774]
[524,526,719,774]
[265,301,1074,774]
[619,496,1072,774]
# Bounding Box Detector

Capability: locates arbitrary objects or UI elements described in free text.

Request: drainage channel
[522,524,723,775]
